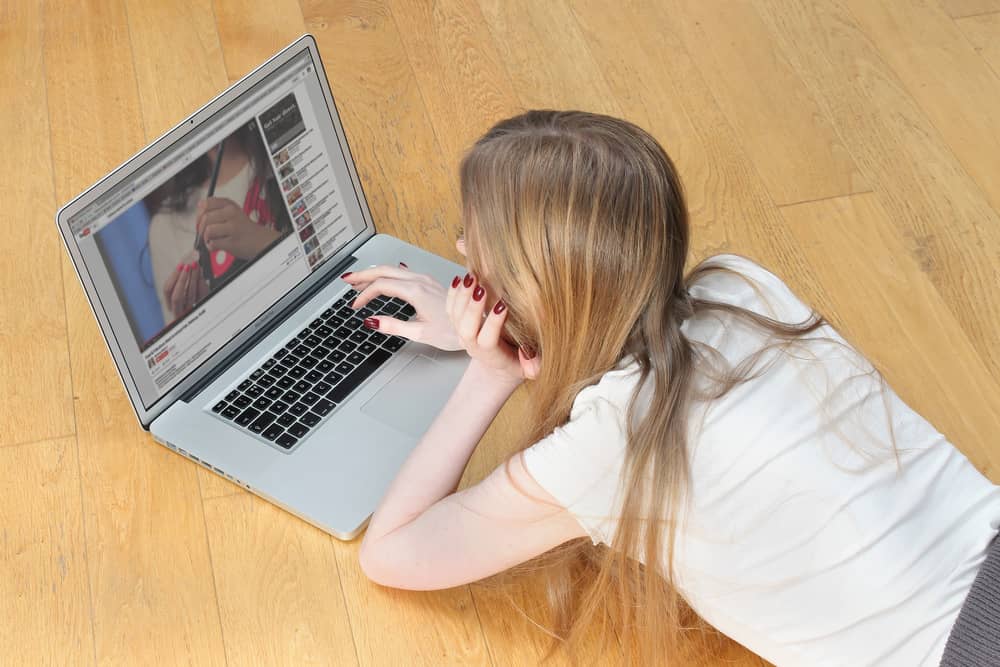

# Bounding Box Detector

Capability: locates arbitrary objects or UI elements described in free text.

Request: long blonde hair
[460,111,890,664]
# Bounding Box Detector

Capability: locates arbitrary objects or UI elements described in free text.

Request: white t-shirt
[522,253,1000,666]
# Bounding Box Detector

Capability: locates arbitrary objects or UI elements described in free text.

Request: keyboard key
[383,336,406,352]
[293,380,312,393]
[274,348,288,359]
[310,318,323,328]
[264,386,283,400]
[359,341,377,355]
[314,381,332,395]
[347,351,366,364]
[305,370,324,383]
[293,344,310,357]
[349,331,368,343]
[249,411,276,433]
[369,332,387,345]
[324,371,343,384]
[238,379,252,391]
[212,400,227,413]
[289,402,308,416]
[287,366,306,379]
[371,295,388,307]
[267,365,288,379]
[249,369,264,380]
[344,289,358,300]
[332,297,347,309]
[380,301,400,315]
[299,355,318,369]
[235,407,260,426]
[262,424,283,441]
[276,433,298,449]
[279,355,298,368]
[329,350,346,362]
[234,395,252,408]
[328,315,344,328]
[304,335,321,347]
[277,413,296,426]
[282,390,301,403]
[262,359,276,370]
[397,312,411,322]
[270,400,289,414]
[337,307,354,319]
[317,359,335,373]
[252,396,272,411]
[338,340,357,352]
[288,422,309,438]
[313,399,334,416]
[401,304,415,317]
[301,412,321,427]
[315,325,333,337]
[321,308,335,319]
[301,392,320,406]
[277,376,294,389]
[334,325,352,339]
[257,374,275,388]
[245,384,264,398]
[225,390,240,401]
[314,345,332,359]
[221,405,241,419]
[327,349,392,403]
[358,307,375,319]
[335,361,354,374]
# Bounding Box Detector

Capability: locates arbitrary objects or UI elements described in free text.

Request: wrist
[464,358,523,395]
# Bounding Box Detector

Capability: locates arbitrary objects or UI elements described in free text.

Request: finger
[457,277,488,347]
[448,272,472,330]
[201,207,233,229]
[202,219,232,244]
[361,315,416,340]
[351,277,418,310]
[456,238,466,257]
[445,274,461,316]
[186,264,200,308]
[163,264,182,301]
[342,265,412,287]
[477,299,509,349]
[202,197,232,212]
[172,266,191,316]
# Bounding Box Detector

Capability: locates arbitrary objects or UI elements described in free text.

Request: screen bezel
[55,35,377,428]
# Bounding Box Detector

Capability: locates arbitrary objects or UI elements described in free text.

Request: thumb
[364,315,416,340]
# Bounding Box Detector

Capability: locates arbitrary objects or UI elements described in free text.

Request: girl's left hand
[447,273,539,386]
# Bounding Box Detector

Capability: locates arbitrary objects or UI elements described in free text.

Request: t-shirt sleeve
[697,253,815,325]
[520,393,631,546]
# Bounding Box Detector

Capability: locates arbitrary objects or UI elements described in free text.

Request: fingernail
[521,346,536,359]
[399,262,408,269]
[473,286,485,301]
[188,262,198,270]
[463,273,474,288]
[493,300,506,314]
[451,276,461,288]
[341,272,353,279]
[363,317,379,330]
[176,263,184,271]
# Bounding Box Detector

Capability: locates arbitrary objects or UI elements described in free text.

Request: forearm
[363,359,521,542]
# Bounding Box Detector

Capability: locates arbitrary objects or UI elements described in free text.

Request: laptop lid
[56,35,377,428]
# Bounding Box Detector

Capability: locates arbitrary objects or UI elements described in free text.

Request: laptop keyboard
[209,288,414,450]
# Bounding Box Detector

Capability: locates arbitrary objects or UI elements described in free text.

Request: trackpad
[360,355,453,437]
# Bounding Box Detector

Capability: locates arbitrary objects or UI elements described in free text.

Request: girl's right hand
[345,265,463,351]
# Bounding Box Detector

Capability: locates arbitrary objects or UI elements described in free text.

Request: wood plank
[955,11,1000,76]
[202,494,359,665]
[755,0,1000,383]
[0,0,75,446]
[300,2,493,664]
[663,0,868,205]
[213,0,308,81]
[845,0,1000,230]
[939,0,1000,18]
[0,438,95,664]
[477,0,621,116]
[780,192,1000,479]
[390,0,521,170]
[44,1,228,663]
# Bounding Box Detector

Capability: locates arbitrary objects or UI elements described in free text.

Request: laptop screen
[65,49,368,410]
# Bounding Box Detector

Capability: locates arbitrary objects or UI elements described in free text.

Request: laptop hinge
[181,254,357,403]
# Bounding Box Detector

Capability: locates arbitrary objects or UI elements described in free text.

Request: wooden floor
[4,0,1000,664]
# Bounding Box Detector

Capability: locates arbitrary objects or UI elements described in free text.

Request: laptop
[56,35,469,539]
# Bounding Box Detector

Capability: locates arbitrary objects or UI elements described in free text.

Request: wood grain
[0,438,94,664]
[0,0,75,447]
[203,494,359,666]
[755,0,1000,383]
[955,11,1000,76]
[939,0,1000,18]
[45,0,228,663]
[663,0,868,206]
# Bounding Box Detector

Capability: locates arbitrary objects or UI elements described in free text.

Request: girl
[344,111,1000,666]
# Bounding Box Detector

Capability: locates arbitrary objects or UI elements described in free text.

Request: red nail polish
[473,286,485,301]
[451,276,461,288]
[341,272,353,279]
[463,273,474,288]
[363,317,379,330]
[492,300,506,314]
[399,262,408,268]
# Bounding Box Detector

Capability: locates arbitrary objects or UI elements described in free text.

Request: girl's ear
[518,347,541,380]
